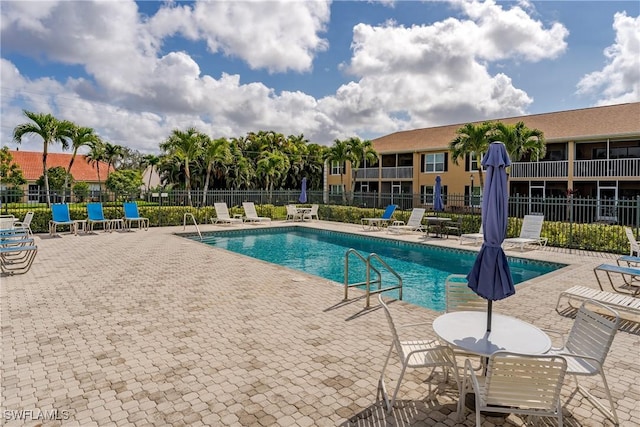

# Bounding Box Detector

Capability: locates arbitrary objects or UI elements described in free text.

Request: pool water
[189,227,565,311]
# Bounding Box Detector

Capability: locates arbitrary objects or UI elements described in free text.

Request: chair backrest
[242,202,258,217]
[377,294,404,359]
[309,204,319,216]
[51,204,72,222]
[20,212,34,226]
[406,208,426,226]
[445,274,486,312]
[565,300,620,367]
[381,205,397,219]
[0,217,15,230]
[215,202,232,219]
[123,202,140,219]
[625,227,639,255]
[484,351,567,410]
[519,214,544,239]
[87,203,105,221]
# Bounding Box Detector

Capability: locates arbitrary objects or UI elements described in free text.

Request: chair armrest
[397,321,434,329]
[541,328,566,349]
[464,358,482,391]
[391,220,405,226]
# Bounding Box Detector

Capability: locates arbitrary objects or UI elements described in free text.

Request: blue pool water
[188,227,565,311]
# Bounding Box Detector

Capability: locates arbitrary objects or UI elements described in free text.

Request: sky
[1,0,639,155]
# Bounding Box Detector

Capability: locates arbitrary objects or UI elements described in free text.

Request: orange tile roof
[372,102,640,153]
[8,150,112,182]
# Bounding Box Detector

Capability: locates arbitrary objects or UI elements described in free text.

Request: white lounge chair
[387,208,425,234]
[503,214,547,251]
[211,203,243,225]
[459,224,483,245]
[458,352,567,426]
[242,202,271,223]
[556,285,640,321]
[625,227,639,257]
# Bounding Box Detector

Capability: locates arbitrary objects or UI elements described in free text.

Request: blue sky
[1,0,639,154]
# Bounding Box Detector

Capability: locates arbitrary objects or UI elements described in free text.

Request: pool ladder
[183,212,202,240]
[344,249,403,308]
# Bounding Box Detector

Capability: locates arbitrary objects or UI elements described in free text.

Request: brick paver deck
[2,221,639,426]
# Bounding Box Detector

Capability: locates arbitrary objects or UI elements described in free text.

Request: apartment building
[327,102,640,215]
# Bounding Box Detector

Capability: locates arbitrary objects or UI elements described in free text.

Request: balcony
[510,161,568,178]
[574,158,640,178]
[354,166,414,180]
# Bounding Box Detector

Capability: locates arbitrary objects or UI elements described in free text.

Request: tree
[73,182,90,202]
[104,142,124,172]
[86,139,106,201]
[64,126,98,202]
[160,127,204,206]
[492,121,546,162]
[12,110,75,206]
[0,147,27,187]
[256,151,290,199]
[345,137,378,196]
[106,169,143,200]
[448,122,494,189]
[141,154,161,191]
[201,137,231,205]
[36,166,70,201]
[323,139,352,203]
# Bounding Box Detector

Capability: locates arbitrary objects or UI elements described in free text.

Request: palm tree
[141,154,160,191]
[227,141,254,190]
[63,126,98,202]
[492,121,546,162]
[448,121,494,189]
[160,127,204,206]
[85,138,106,201]
[256,151,290,200]
[323,139,352,203]
[104,142,124,173]
[12,110,75,206]
[201,136,231,205]
[345,137,378,196]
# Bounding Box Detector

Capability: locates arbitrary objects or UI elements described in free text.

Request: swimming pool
[187,227,565,311]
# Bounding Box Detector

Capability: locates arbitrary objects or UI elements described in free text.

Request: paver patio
[1,221,639,426]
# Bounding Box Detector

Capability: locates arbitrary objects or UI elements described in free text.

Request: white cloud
[577,12,640,105]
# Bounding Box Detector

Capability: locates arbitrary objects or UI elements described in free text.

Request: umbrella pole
[487,300,492,332]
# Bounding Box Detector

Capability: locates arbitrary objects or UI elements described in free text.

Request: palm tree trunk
[202,164,213,206]
[43,149,51,206]
[63,151,78,203]
[96,165,102,202]
[185,162,192,206]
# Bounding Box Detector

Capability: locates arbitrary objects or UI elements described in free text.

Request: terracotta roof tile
[8,150,112,182]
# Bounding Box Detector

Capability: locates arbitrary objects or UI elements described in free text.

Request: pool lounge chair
[242,202,271,223]
[123,202,149,231]
[593,263,640,296]
[460,224,483,245]
[49,204,78,236]
[1,231,37,275]
[556,285,640,321]
[387,208,425,234]
[625,227,639,257]
[86,203,112,232]
[211,202,243,225]
[503,214,548,251]
[361,205,397,231]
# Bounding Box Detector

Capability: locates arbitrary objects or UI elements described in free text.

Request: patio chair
[503,214,548,251]
[625,227,639,257]
[546,299,620,425]
[458,351,567,426]
[285,204,303,222]
[13,211,34,235]
[211,202,244,225]
[49,204,78,237]
[361,204,397,231]
[460,224,483,245]
[123,202,149,231]
[86,203,111,232]
[0,216,16,231]
[303,204,319,221]
[377,294,459,413]
[387,208,425,234]
[444,216,462,239]
[242,202,271,223]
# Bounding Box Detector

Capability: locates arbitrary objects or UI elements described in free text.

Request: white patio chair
[211,202,243,225]
[458,351,567,426]
[377,294,459,413]
[387,208,426,234]
[13,211,34,235]
[625,227,639,257]
[546,299,620,425]
[504,214,548,251]
[303,204,319,221]
[460,224,483,245]
[285,204,303,222]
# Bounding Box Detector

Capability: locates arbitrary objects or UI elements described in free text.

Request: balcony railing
[354,166,413,180]
[355,168,380,179]
[510,161,568,178]
[573,158,640,177]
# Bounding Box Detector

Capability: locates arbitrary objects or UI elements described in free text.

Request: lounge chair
[285,204,303,222]
[13,211,34,235]
[459,224,483,245]
[86,203,111,232]
[617,255,640,267]
[376,294,459,413]
[546,299,620,425]
[361,204,397,230]
[242,202,271,223]
[458,352,567,426]
[387,208,425,234]
[0,216,16,231]
[593,263,640,296]
[211,202,243,225]
[123,202,149,231]
[556,285,640,321]
[625,227,639,257]
[0,230,37,275]
[503,214,548,251]
[49,204,78,237]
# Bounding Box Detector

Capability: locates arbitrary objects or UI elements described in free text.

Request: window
[329,185,343,194]
[424,153,445,172]
[421,185,448,205]
[330,161,343,175]
[470,152,481,171]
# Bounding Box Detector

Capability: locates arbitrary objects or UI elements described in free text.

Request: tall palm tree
[160,127,204,206]
[12,110,75,206]
[63,126,98,202]
[492,121,546,162]
[448,121,494,189]
[141,154,161,191]
[345,137,378,196]
[104,142,124,173]
[323,139,352,203]
[201,136,231,205]
[227,141,254,190]
[256,151,290,199]
[85,138,106,201]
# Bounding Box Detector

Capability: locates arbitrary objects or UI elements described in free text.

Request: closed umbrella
[466,142,514,332]
[433,176,444,212]
[299,177,307,203]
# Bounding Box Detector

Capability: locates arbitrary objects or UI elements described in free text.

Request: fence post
[568,195,574,254]
[636,195,640,236]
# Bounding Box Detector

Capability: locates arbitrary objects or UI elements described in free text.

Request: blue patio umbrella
[433,176,444,212]
[466,142,515,332]
[299,177,308,203]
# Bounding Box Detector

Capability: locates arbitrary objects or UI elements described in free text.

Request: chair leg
[575,373,618,425]
[377,345,394,412]
[389,363,409,413]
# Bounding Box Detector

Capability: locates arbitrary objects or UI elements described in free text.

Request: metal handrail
[365,253,403,307]
[183,212,202,240]
[344,248,403,307]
